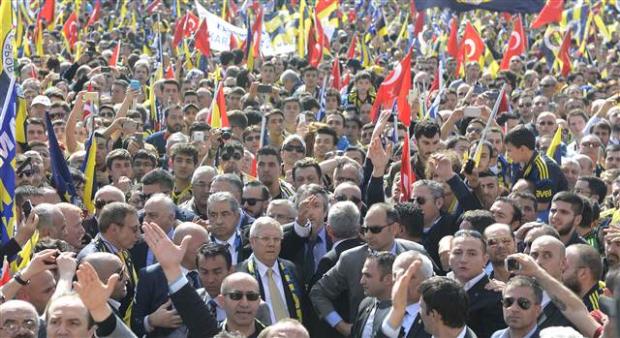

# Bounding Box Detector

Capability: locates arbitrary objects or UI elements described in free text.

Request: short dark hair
[509,191,538,211]
[244,180,271,200]
[453,229,487,253]
[504,126,536,150]
[506,276,543,305]
[570,244,604,281]
[141,168,175,191]
[171,143,199,165]
[196,242,232,270]
[419,276,469,328]
[366,251,396,278]
[105,149,132,170]
[457,210,495,234]
[98,202,137,233]
[292,158,322,181]
[316,125,338,146]
[394,203,424,238]
[496,196,523,224]
[257,146,282,165]
[576,176,607,204]
[552,191,584,215]
[413,120,440,140]
[133,150,158,167]
[228,110,249,130]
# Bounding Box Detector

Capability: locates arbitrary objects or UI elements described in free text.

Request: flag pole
[471,83,507,166]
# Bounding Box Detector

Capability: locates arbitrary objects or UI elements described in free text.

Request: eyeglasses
[1,319,38,333]
[17,170,34,178]
[283,144,305,153]
[519,103,532,108]
[537,121,555,126]
[502,297,533,310]
[245,135,261,142]
[242,198,264,206]
[581,142,600,148]
[413,196,426,205]
[335,195,362,204]
[541,83,555,88]
[99,111,115,118]
[466,128,482,134]
[222,152,242,161]
[225,291,261,301]
[361,222,393,234]
[49,112,65,120]
[95,199,115,209]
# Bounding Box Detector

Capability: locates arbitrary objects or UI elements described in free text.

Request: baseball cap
[31,95,51,107]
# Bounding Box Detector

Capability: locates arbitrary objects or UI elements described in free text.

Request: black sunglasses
[242,198,264,206]
[17,170,34,178]
[226,291,261,301]
[283,144,305,153]
[361,223,392,234]
[502,297,532,310]
[413,196,426,205]
[245,135,261,142]
[222,152,242,161]
[335,195,361,204]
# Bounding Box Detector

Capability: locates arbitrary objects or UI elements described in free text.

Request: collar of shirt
[99,234,120,254]
[423,215,443,235]
[431,326,467,338]
[369,242,398,255]
[462,271,486,291]
[214,231,239,248]
[541,291,551,308]
[253,255,280,280]
[109,298,121,310]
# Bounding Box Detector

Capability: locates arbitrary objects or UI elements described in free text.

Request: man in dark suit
[419,276,478,338]
[207,192,252,265]
[140,222,219,338]
[237,217,307,325]
[307,201,364,338]
[310,203,430,337]
[81,185,126,240]
[351,252,395,338]
[280,184,333,281]
[491,276,541,338]
[132,222,208,337]
[378,251,435,338]
[449,230,505,338]
[77,202,141,327]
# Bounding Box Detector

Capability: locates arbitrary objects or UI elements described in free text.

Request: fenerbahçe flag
[414,0,545,13]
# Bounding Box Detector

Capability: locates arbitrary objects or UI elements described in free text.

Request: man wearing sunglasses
[310,203,428,337]
[492,276,542,338]
[216,272,266,338]
[220,142,246,178]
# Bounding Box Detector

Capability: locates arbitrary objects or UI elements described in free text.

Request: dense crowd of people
[1,0,620,338]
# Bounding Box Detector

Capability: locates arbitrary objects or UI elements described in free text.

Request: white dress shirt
[254,258,287,324]
[381,302,421,338]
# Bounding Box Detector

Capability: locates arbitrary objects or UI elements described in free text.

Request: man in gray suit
[309,203,430,337]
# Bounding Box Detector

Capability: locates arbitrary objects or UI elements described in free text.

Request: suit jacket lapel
[278,260,299,320]
[407,313,424,338]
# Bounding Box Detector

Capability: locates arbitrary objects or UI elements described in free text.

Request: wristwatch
[13,271,31,286]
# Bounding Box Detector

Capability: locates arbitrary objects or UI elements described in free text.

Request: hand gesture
[430,154,455,181]
[367,137,393,175]
[114,176,132,194]
[603,226,620,243]
[392,261,420,311]
[148,299,183,329]
[15,213,38,246]
[142,222,191,281]
[22,249,58,280]
[74,262,119,313]
[370,110,392,142]
[56,252,77,280]
[506,253,543,278]
[296,195,321,227]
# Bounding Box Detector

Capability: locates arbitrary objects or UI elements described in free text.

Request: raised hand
[56,252,77,280]
[367,137,393,176]
[15,213,38,247]
[74,262,119,321]
[22,249,58,280]
[142,222,191,282]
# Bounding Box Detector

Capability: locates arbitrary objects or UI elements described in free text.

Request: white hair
[539,327,584,338]
[249,217,283,238]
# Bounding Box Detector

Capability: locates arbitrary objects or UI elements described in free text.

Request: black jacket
[169,282,219,338]
[466,275,506,338]
[350,297,392,338]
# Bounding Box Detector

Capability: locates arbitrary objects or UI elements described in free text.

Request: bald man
[216,272,266,337]
[15,270,56,314]
[132,222,208,337]
[528,235,573,330]
[80,252,129,314]
[483,224,517,282]
[257,319,310,338]
[0,300,39,338]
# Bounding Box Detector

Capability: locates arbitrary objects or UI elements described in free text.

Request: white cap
[31,95,51,107]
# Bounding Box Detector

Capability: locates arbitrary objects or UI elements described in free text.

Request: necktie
[207,299,218,320]
[186,271,199,289]
[267,268,289,321]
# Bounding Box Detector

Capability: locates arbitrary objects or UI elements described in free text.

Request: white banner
[194,0,294,56]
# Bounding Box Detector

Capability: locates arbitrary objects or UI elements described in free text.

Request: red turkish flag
[108,42,121,67]
[63,12,79,49]
[458,21,485,64]
[370,49,412,123]
[558,29,572,77]
[195,19,211,57]
[330,57,341,90]
[531,0,564,29]
[446,17,459,59]
[399,136,416,202]
[86,0,101,27]
[38,0,55,25]
[500,16,526,70]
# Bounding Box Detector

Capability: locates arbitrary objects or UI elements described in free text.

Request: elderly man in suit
[449,230,505,338]
[351,252,395,338]
[280,184,333,282]
[237,217,307,325]
[379,251,435,338]
[207,192,252,265]
[132,222,208,337]
[308,201,364,338]
[310,202,430,337]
